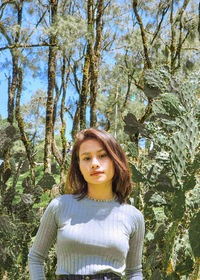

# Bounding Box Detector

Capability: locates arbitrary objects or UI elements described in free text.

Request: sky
[0,48,74,141]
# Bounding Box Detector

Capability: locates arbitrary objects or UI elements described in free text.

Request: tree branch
[0,42,56,51]
[132,0,152,69]
[151,4,170,45]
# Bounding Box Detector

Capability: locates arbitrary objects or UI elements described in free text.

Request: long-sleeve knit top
[28,194,145,280]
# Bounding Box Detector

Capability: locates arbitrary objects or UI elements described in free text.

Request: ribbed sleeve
[28,195,145,280]
[28,198,59,280]
[125,210,145,280]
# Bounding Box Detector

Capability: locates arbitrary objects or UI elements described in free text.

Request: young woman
[28,128,145,280]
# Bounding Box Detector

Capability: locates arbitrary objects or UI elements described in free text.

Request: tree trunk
[72,104,80,139]
[79,46,90,131]
[90,0,104,127]
[15,68,35,185]
[60,54,70,189]
[44,0,58,173]
[4,0,23,173]
[132,0,152,69]
[170,0,176,72]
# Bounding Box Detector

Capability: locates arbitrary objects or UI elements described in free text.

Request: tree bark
[4,0,23,172]
[44,0,58,173]
[170,0,176,72]
[15,68,35,185]
[132,0,152,69]
[90,0,104,127]
[60,54,70,190]
[80,43,90,131]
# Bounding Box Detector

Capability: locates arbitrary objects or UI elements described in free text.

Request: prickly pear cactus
[124,67,200,279]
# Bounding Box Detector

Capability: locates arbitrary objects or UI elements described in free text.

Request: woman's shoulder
[47,194,76,210]
[118,203,144,233]
[50,194,76,205]
[119,202,144,221]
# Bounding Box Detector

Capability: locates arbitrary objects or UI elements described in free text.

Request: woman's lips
[90,171,104,176]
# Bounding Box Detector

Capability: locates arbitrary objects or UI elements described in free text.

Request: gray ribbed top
[28,194,145,280]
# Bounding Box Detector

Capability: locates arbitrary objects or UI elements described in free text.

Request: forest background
[0,0,200,279]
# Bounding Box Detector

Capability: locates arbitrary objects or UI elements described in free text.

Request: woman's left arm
[28,198,59,279]
[125,210,145,280]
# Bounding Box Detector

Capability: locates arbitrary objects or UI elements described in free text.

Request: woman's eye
[99,153,107,158]
[83,157,91,161]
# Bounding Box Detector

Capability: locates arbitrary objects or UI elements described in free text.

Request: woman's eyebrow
[80,149,105,157]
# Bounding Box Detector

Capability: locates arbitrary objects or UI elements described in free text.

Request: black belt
[58,272,122,280]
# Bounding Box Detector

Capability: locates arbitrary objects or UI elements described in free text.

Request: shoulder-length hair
[65,128,133,204]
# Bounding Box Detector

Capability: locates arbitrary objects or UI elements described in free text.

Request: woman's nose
[91,157,100,168]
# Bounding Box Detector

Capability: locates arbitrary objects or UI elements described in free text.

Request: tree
[44,0,58,173]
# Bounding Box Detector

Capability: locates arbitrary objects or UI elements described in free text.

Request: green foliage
[0,125,20,159]
[129,162,145,183]
[124,113,147,137]
[124,67,200,279]
[171,191,185,221]
[189,211,200,258]
[37,173,56,191]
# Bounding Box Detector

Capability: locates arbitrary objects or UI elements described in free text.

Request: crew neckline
[73,194,119,207]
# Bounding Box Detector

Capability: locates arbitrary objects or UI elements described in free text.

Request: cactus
[161,93,182,117]
[178,114,199,159]
[189,211,200,258]
[179,71,200,112]
[124,68,200,279]
[170,131,187,181]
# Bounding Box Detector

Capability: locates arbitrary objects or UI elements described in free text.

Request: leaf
[20,194,34,205]
[148,193,167,206]
[161,93,182,117]
[189,211,200,258]
[172,190,185,220]
[183,174,196,191]
[155,174,174,192]
[124,113,147,137]
[37,173,56,190]
[144,84,161,98]
[127,142,138,158]
[129,162,145,183]
[175,255,194,275]
[150,270,163,280]
[154,224,166,241]
[124,113,140,135]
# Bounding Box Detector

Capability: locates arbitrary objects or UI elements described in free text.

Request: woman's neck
[87,184,113,201]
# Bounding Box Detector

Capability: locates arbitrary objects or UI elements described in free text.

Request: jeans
[58,272,122,280]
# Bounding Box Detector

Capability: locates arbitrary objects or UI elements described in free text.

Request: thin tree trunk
[15,68,35,185]
[132,0,152,69]
[170,0,176,72]
[60,54,70,189]
[72,104,80,139]
[4,0,23,173]
[90,0,104,127]
[80,46,90,131]
[132,0,152,145]
[44,0,58,173]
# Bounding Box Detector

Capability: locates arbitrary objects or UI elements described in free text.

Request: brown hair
[65,128,133,204]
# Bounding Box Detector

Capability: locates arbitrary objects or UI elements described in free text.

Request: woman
[28,128,145,280]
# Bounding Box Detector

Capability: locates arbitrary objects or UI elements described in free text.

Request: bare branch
[151,4,170,45]
[0,42,56,51]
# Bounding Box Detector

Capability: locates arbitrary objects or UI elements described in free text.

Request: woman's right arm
[28,198,59,280]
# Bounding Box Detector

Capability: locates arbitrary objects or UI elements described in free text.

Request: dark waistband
[58,272,121,280]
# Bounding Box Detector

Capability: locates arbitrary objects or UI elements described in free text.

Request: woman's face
[79,139,115,188]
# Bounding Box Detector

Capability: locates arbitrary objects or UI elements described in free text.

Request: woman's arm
[125,211,145,280]
[28,198,59,280]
